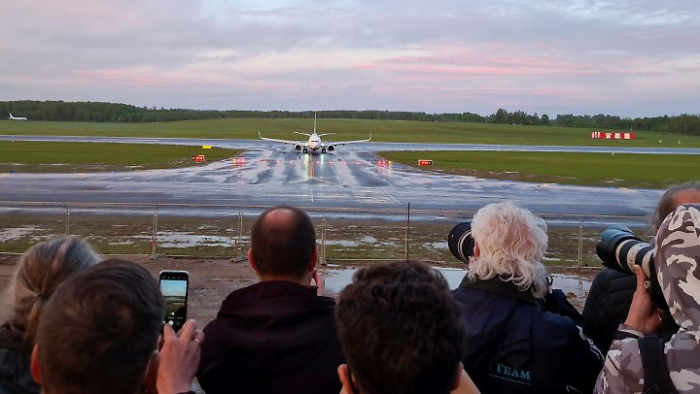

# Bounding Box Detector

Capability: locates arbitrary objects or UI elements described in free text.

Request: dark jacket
[581,268,636,355]
[453,276,604,394]
[197,281,344,394]
[0,324,40,394]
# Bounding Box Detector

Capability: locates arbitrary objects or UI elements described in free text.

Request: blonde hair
[468,201,549,299]
[0,237,100,350]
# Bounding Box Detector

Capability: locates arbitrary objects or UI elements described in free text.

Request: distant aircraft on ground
[259,114,371,154]
[8,113,27,121]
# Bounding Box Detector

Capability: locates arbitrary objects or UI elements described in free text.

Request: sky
[1,0,699,117]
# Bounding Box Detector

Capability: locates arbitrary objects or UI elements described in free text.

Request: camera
[448,221,474,264]
[595,225,655,277]
[595,225,670,315]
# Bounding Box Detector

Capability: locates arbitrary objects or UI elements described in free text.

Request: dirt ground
[0,254,259,325]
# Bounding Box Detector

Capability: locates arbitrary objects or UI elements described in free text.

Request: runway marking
[385,191,400,204]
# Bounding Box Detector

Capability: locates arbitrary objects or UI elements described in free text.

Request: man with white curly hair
[453,201,604,394]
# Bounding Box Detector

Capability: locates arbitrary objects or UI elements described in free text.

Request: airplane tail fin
[314,112,317,134]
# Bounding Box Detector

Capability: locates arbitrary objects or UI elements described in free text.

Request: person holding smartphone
[197,206,344,394]
[30,259,204,394]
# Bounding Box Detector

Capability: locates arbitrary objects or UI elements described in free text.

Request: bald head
[250,206,317,280]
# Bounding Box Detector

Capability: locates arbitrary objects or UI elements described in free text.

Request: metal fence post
[237,208,243,257]
[322,213,327,264]
[404,203,411,260]
[151,204,158,260]
[578,221,584,267]
[63,203,70,236]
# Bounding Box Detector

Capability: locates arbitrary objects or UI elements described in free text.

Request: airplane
[259,114,371,154]
[8,113,27,121]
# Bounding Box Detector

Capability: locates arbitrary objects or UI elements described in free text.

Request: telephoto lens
[595,225,655,277]
[448,222,474,264]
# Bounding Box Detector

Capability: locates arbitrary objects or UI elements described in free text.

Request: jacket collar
[458,275,539,306]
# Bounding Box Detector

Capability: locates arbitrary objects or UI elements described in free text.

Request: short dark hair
[336,261,465,394]
[36,259,165,394]
[251,205,316,278]
[652,181,700,232]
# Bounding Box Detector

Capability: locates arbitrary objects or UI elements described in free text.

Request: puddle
[135,232,239,248]
[0,226,39,242]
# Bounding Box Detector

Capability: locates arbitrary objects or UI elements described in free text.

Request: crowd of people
[0,181,699,394]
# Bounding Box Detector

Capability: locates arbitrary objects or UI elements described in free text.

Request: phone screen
[159,271,188,332]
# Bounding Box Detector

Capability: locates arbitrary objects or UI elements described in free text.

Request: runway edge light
[418,159,433,166]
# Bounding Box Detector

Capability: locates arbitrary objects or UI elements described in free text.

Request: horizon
[1,1,699,118]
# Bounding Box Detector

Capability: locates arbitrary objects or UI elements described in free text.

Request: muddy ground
[0,253,600,325]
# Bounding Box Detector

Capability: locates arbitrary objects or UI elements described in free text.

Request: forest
[1,100,699,135]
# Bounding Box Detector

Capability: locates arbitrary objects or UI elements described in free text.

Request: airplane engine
[326,145,335,152]
[294,144,302,151]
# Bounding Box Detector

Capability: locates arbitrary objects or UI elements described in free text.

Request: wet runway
[0,135,671,225]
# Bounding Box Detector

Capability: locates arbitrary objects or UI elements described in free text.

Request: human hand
[156,320,203,394]
[310,269,325,296]
[624,266,663,334]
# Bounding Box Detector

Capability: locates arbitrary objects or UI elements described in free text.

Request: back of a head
[336,261,464,394]
[0,237,100,350]
[251,205,316,278]
[468,201,549,298]
[655,203,700,332]
[36,258,165,394]
[652,181,700,233]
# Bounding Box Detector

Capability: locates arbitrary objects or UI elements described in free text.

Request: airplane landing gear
[321,148,327,154]
[302,148,308,154]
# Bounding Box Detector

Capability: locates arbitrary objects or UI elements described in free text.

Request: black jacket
[0,324,40,394]
[197,281,344,394]
[453,276,604,394]
[581,268,636,355]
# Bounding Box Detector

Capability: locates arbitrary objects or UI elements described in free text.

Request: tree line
[1,100,699,135]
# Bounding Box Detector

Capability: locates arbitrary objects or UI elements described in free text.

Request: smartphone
[159,270,189,332]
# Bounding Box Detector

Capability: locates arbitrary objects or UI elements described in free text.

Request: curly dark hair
[336,261,465,394]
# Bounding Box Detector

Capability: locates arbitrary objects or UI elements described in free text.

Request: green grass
[2,118,700,147]
[0,141,240,172]
[380,151,700,189]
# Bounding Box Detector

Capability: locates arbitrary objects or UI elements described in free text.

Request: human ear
[30,344,42,384]
[337,364,354,394]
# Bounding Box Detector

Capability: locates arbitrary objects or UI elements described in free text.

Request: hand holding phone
[159,270,189,332]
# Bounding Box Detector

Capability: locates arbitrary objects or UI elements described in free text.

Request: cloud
[0,0,698,116]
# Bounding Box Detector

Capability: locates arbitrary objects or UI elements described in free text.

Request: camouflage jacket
[596,204,700,393]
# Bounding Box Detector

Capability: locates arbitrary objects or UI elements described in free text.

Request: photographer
[451,202,603,394]
[596,204,700,394]
[582,181,700,354]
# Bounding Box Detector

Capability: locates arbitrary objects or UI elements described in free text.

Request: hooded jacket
[596,204,700,393]
[197,281,344,394]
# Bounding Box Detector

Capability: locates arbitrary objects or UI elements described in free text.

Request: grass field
[2,118,700,147]
[0,141,240,172]
[380,151,700,189]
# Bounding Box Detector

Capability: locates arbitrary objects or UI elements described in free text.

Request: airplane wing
[327,132,372,146]
[258,132,306,146]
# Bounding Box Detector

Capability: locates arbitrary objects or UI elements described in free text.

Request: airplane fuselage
[8,113,27,121]
[307,134,322,152]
